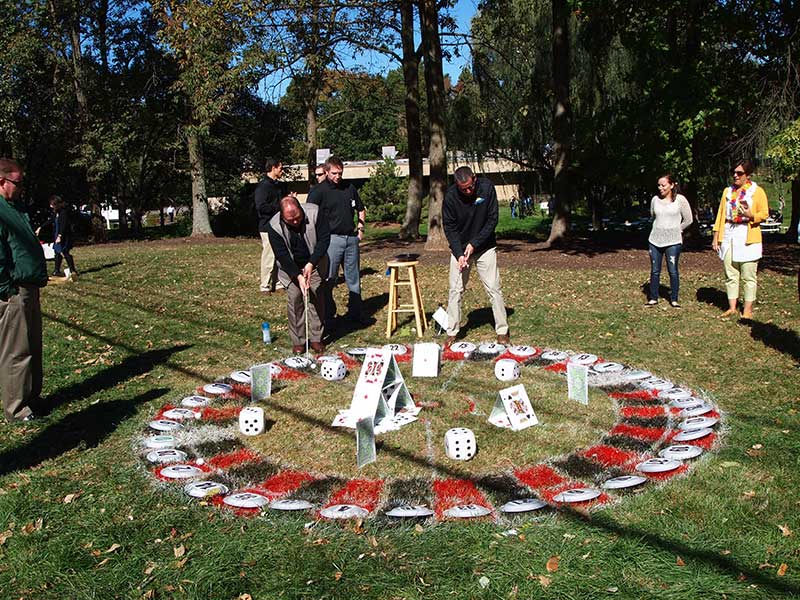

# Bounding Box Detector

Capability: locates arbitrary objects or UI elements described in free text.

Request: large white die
[320,358,347,381]
[444,428,476,461]
[239,406,265,436]
[494,358,520,381]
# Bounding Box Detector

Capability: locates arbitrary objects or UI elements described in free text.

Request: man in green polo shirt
[0,158,48,422]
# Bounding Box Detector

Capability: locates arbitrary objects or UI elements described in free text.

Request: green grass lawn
[1,238,799,599]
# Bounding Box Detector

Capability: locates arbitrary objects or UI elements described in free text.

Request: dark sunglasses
[315,172,325,177]
[1,176,22,185]
[731,170,746,176]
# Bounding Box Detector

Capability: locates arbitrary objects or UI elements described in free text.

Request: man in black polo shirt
[307,156,366,324]
[254,157,287,294]
[443,166,509,344]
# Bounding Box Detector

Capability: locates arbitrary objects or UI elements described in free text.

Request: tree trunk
[399,0,423,240]
[546,0,572,246]
[187,130,213,236]
[419,0,448,251]
[305,99,318,183]
[788,177,800,243]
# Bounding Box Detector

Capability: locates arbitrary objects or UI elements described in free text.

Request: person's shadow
[696,286,729,311]
[740,318,800,365]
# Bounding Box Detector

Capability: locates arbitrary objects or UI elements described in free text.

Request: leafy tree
[358,157,408,222]
[766,118,800,242]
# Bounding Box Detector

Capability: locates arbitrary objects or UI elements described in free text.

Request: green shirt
[0,194,47,300]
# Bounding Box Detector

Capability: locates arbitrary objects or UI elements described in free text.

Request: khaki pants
[723,249,758,302]
[446,247,508,337]
[0,285,42,421]
[286,269,325,346]
[259,232,279,292]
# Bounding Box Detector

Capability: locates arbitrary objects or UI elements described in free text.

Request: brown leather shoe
[497,333,510,344]
[292,345,303,354]
[445,335,457,346]
[310,341,325,353]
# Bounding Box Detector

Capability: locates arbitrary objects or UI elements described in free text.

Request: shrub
[359,158,408,223]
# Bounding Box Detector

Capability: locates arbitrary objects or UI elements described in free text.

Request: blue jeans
[326,234,362,320]
[649,242,681,302]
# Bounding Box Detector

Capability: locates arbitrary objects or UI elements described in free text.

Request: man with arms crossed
[0,158,48,422]
[443,166,509,344]
[254,157,288,294]
[307,157,367,324]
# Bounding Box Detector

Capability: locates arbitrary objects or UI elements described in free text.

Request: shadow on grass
[696,286,729,311]
[79,261,123,275]
[567,510,800,597]
[0,387,169,478]
[740,318,800,365]
[462,306,515,335]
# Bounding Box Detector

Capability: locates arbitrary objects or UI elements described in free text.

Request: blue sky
[260,0,478,101]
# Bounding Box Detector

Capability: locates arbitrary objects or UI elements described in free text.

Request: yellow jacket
[712,183,769,245]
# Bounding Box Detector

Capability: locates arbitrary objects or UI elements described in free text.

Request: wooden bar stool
[386,259,427,338]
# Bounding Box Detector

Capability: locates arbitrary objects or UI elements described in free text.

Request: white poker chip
[659,445,703,460]
[223,492,268,509]
[670,396,705,410]
[144,435,176,449]
[450,341,476,354]
[478,342,505,355]
[316,355,340,363]
[269,363,283,376]
[658,388,692,401]
[162,408,198,420]
[181,395,211,408]
[552,488,601,503]
[229,370,251,384]
[346,347,369,356]
[203,382,233,395]
[569,353,598,365]
[382,344,409,355]
[146,449,187,464]
[680,403,714,418]
[673,427,714,442]
[679,416,718,430]
[149,419,182,432]
[443,504,492,518]
[540,350,568,362]
[499,498,548,513]
[320,504,369,519]
[284,356,313,369]
[621,369,651,381]
[508,345,538,358]
[184,481,229,499]
[602,475,648,490]
[640,378,674,391]
[269,498,314,511]
[385,504,435,518]
[159,464,203,479]
[591,361,625,373]
[635,458,682,473]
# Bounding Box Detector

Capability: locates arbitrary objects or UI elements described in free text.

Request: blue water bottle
[261,322,271,344]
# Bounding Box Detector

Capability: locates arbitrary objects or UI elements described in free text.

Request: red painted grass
[495,348,541,363]
[274,368,309,381]
[581,445,641,468]
[322,479,385,513]
[544,362,568,373]
[153,404,178,421]
[230,383,251,398]
[609,390,660,401]
[442,347,470,361]
[514,464,567,490]
[256,470,316,498]
[620,405,667,419]
[199,406,242,422]
[432,478,493,519]
[206,448,261,470]
[665,431,718,449]
[640,463,690,481]
[609,423,665,442]
[337,352,361,370]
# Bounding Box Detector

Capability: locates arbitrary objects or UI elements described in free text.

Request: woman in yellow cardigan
[711,159,769,319]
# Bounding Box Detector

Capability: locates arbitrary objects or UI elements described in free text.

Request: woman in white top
[646,174,693,307]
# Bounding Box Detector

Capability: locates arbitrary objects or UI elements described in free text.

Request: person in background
[0,158,48,422]
[712,159,769,319]
[254,157,289,294]
[311,164,326,191]
[510,197,518,219]
[36,195,78,279]
[645,174,692,307]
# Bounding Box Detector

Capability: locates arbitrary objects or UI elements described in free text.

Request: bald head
[280,195,304,229]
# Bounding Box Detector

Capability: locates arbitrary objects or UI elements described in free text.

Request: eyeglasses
[315,172,325,178]
[1,176,22,186]
[732,170,746,176]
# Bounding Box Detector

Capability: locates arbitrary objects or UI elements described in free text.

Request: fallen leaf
[478,576,490,589]
[63,493,79,504]
[311,538,329,546]
[238,595,252,600]
[334,571,343,581]
[546,555,560,572]
[0,530,12,546]
[141,590,155,600]
[581,551,591,560]
[95,558,111,568]
[105,543,122,554]
[173,544,186,558]
[369,535,378,547]
[607,587,619,593]
[676,556,686,566]
[779,525,792,537]
[174,558,188,569]
[414,524,424,533]
[721,550,731,555]
[742,490,756,499]
[538,575,551,587]
[778,564,788,577]
[143,563,156,575]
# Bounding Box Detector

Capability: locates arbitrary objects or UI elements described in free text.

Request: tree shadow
[696,286,729,311]
[0,387,169,478]
[739,318,800,365]
[38,344,192,415]
[79,261,123,275]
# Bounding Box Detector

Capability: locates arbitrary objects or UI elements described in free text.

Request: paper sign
[567,362,589,405]
[356,417,376,468]
[250,363,272,401]
[432,306,449,331]
[412,342,440,377]
[488,384,538,431]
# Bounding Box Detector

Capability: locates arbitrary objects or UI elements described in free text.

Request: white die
[239,406,265,436]
[444,428,476,461]
[320,358,347,381]
[494,359,520,381]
